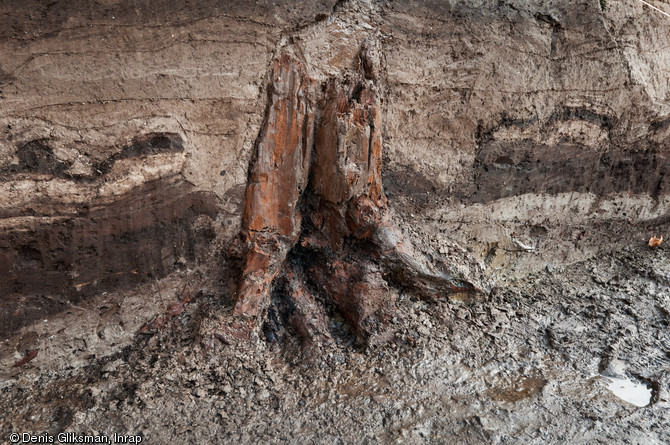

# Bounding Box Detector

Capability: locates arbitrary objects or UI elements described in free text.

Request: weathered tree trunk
[232,53,315,320]
[224,40,485,345]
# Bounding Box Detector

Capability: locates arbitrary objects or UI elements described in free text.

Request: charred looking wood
[220,41,485,346]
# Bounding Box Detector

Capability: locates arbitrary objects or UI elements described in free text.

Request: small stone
[194,387,207,398]
[417,325,430,336]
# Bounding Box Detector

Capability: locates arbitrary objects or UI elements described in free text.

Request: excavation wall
[2,0,670,334]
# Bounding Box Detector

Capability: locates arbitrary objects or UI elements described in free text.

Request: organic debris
[12,349,38,367]
[648,235,663,247]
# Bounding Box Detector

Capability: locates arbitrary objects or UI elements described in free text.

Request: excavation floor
[1,244,669,444]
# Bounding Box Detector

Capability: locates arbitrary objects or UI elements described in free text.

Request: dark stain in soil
[0,178,218,340]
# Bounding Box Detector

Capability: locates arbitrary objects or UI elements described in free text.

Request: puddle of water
[601,376,652,407]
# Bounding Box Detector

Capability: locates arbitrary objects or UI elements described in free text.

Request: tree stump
[222,40,486,346]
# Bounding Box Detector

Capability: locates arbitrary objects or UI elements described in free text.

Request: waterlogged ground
[1,244,669,444]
